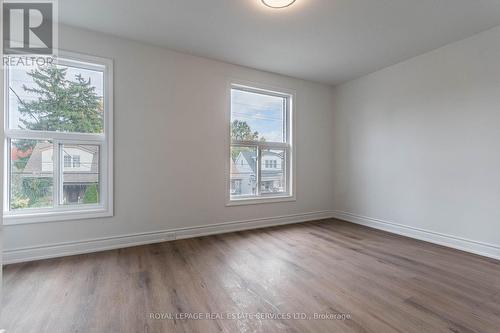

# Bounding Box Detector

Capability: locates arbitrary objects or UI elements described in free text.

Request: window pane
[231,88,286,143]
[10,139,54,210]
[260,149,286,194]
[230,146,257,197]
[62,144,100,205]
[64,155,71,168]
[8,63,104,133]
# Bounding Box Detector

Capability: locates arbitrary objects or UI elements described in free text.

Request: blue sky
[231,89,285,142]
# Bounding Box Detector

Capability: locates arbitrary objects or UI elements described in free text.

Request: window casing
[228,84,294,204]
[3,51,113,224]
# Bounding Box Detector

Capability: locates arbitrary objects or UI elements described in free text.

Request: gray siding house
[230,150,285,196]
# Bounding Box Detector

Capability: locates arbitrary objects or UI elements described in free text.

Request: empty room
[1,0,500,332]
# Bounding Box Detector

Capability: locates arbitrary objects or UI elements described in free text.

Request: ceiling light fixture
[261,0,296,9]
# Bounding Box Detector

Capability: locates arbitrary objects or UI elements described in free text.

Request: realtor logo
[2,0,55,55]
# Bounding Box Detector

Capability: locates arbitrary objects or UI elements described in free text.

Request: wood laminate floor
[2,219,500,333]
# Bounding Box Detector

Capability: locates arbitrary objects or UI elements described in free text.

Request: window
[72,155,81,168]
[229,84,293,204]
[63,145,99,205]
[230,179,242,195]
[64,155,72,168]
[3,52,113,224]
[264,159,278,169]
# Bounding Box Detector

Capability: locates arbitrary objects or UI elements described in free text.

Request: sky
[231,89,285,142]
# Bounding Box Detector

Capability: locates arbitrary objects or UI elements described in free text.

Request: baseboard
[331,210,500,261]
[3,211,334,265]
[8,210,497,264]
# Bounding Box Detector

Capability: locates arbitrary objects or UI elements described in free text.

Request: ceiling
[59,0,500,86]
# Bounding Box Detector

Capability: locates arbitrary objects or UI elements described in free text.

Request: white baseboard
[7,210,498,264]
[331,210,500,261]
[3,211,334,265]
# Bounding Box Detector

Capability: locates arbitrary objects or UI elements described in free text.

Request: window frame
[3,51,114,225]
[226,82,295,206]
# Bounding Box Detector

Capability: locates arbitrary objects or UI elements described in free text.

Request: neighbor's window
[229,85,292,202]
[4,53,113,223]
[64,154,72,168]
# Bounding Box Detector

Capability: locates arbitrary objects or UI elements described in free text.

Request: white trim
[3,207,112,225]
[331,210,500,261]
[231,140,288,149]
[4,129,106,142]
[226,80,297,205]
[226,195,296,206]
[5,210,499,264]
[3,211,334,264]
[2,50,114,224]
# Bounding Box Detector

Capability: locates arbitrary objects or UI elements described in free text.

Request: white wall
[9,23,500,263]
[332,26,500,256]
[1,58,4,291]
[3,25,335,260]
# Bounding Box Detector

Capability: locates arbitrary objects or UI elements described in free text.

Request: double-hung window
[3,52,113,224]
[229,84,294,204]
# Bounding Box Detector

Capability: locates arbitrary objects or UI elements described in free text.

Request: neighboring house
[16,142,99,204]
[230,150,284,196]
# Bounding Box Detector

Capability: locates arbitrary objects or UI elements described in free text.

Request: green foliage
[21,177,53,207]
[10,172,31,210]
[83,184,99,204]
[231,147,244,161]
[13,138,37,152]
[230,120,267,160]
[11,197,30,209]
[12,139,37,170]
[9,66,104,209]
[13,155,30,171]
[231,120,259,141]
[15,66,103,133]
[231,120,259,160]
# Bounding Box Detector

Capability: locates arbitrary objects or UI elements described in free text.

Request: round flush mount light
[262,0,296,8]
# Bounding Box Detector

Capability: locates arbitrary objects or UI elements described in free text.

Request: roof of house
[230,160,240,174]
[237,150,283,176]
[18,142,99,184]
[240,151,256,173]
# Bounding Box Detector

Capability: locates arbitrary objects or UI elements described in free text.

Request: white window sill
[226,195,296,207]
[3,207,113,225]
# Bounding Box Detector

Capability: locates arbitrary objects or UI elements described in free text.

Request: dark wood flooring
[2,219,500,333]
